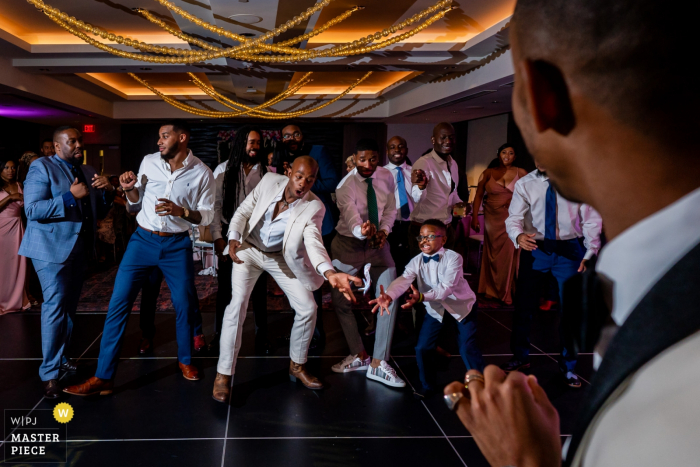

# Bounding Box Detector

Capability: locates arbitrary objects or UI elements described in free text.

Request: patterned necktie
[544,181,557,252]
[423,254,440,264]
[365,178,379,227]
[395,168,410,219]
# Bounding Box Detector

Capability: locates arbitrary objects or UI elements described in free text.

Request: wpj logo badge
[4,405,72,463]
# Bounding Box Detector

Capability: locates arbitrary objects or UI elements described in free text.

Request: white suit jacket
[226,173,331,291]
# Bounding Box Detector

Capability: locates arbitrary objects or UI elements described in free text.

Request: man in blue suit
[19,126,113,399]
[272,124,340,349]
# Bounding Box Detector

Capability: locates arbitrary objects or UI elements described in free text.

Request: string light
[128,72,372,119]
[25,0,454,64]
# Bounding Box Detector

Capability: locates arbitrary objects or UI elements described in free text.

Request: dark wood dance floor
[0,264,592,466]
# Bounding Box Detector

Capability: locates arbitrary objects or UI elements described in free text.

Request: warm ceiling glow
[289,71,417,95]
[81,73,210,97]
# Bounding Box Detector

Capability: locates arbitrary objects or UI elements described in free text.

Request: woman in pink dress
[471,144,528,305]
[0,159,30,314]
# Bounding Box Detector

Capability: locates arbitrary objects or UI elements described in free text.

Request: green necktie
[365,178,379,227]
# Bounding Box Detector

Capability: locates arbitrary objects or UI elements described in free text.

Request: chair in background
[192,225,217,276]
[458,210,485,274]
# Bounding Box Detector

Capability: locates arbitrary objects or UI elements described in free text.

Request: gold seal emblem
[53,402,74,423]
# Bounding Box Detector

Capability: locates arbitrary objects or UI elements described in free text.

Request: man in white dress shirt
[503,168,602,387]
[210,126,270,354]
[65,122,215,396]
[384,136,413,275]
[330,139,405,388]
[213,157,361,402]
[444,1,700,466]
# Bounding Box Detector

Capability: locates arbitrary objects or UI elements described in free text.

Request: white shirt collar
[597,187,700,325]
[386,161,409,170]
[160,149,193,171]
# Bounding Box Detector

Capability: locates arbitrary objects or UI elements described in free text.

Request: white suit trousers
[217,242,317,376]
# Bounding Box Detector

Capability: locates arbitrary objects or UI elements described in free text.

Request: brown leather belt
[138,225,183,237]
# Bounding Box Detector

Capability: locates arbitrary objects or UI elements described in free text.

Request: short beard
[160,150,175,161]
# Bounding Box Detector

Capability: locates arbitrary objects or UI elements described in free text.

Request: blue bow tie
[423,254,440,264]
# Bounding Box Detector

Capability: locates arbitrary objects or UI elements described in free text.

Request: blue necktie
[423,254,440,264]
[395,168,410,219]
[544,181,557,252]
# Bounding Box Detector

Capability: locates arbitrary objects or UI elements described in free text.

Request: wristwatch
[180,207,190,219]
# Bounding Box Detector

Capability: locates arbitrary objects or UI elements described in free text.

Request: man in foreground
[445,0,700,465]
[213,157,361,403]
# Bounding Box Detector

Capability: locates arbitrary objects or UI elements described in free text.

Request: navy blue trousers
[511,239,584,373]
[96,228,198,379]
[415,310,484,391]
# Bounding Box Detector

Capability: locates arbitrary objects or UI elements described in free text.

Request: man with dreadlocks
[210,126,271,354]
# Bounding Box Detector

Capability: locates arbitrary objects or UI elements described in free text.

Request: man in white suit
[213,156,361,402]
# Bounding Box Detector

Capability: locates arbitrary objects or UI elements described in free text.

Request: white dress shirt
[385,248,476,323]
[335,166,398,240]
[410,150,463,224]
[230,188,335,276]
[128,151,214,233]
[384,161,414,222]
[210,160,264,241]
[569,187,700,467]
[505,170,602,260]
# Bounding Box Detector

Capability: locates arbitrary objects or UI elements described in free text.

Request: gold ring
[464,374,485,387]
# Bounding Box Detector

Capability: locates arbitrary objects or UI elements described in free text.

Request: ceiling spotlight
[491,100,500,103]
[443,66,456,70]
[240,32,256,38]
[227,14,263,24]
[246,86,257,93]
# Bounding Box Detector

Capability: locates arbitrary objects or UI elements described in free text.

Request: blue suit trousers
[34,238,86,381]
[96,228,198,379]
[511,238,585,373]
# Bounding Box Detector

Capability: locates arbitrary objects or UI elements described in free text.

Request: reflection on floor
[0,264,590,466]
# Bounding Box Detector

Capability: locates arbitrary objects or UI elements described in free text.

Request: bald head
[431,122,456,155]
[285,156,318,201]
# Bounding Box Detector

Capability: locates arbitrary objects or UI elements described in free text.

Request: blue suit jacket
[307,145,340,236]
[19,155,111,264]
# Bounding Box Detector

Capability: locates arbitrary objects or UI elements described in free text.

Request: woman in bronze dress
[471,144,528,304]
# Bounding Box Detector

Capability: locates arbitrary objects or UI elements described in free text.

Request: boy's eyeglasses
[416,234,444,242]
[282,132,302,140]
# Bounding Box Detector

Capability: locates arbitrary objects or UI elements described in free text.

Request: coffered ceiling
[0,0,516,122]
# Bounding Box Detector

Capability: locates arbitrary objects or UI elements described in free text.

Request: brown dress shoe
[212,372,231,403]
[63,376,113,396]
[179,362,200,381]
[139,338,152,354]
[289,361,324,390]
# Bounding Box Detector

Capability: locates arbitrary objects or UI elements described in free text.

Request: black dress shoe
[60,359,78,373]
[43,379,62,399]
[500,358,531,373]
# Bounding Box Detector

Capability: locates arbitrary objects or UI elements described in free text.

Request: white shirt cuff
[584,249,596,261]
[352,224,367,240]
[211,230,222,241]
[228,230,242,242]
[318,262,335,278]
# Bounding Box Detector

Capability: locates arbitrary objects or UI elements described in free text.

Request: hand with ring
[443,366,562,467]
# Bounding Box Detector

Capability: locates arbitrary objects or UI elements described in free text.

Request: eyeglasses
[282,132,302,141]
[416,234,444,242]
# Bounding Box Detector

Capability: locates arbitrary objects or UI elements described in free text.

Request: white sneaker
[366,360,406,388]
[332,354,371,373]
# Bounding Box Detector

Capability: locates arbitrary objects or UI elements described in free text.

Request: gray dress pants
[331,233,398,361]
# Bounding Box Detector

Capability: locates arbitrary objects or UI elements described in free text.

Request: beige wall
[465,113,509,202]
[385,123,434,165]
